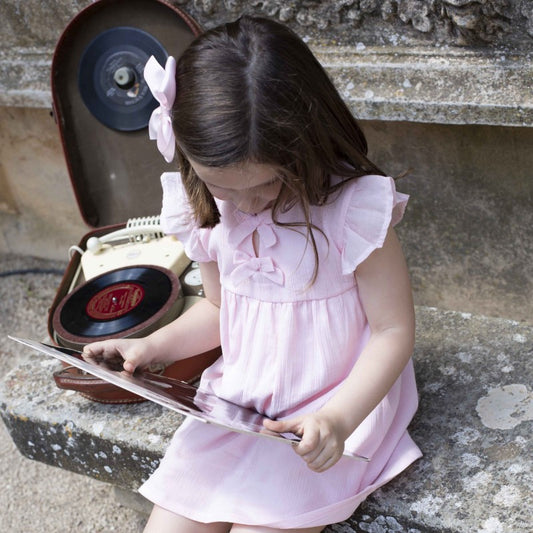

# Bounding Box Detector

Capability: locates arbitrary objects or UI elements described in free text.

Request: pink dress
[138,172,422,528]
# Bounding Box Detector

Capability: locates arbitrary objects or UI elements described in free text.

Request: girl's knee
[231,525,324,533]
[144,505,231,533]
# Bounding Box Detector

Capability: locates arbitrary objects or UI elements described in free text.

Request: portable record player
[48,0,221,402]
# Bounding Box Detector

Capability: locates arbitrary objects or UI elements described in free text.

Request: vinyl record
[53,265,183,350]
[78,27,168,131]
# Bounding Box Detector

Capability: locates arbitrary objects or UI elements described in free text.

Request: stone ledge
[314,45,533,127]
[1,45,531,127]
[0,47,53,109]
[1,306,532,532]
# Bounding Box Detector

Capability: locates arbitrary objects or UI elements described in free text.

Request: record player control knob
[114,67,136,90]
[86,236,103,254]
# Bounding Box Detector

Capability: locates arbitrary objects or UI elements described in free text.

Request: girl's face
[189,159,282,215]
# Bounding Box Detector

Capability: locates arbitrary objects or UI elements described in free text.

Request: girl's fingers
[264,416,344,471]
[81,338,150,375]
[82,341,128,368]
[82,342,113,359]
[310,452,340,473]
[81,345,103,363]
[122,358,138,374]
[298,439,325,465]
[81,351,96,364]
[295,426,321,457]
[294,424,343,471]
[304,440,342,471]
[262,416,302,436]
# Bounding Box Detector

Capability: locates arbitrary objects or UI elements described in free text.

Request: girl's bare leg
[143,505,231,533]
[231,525,323,533]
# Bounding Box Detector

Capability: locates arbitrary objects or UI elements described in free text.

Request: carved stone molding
[1,0,531,123]
[173,0,533,49]
[0,0,531,50]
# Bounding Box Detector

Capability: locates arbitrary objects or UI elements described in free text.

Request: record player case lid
[51,0,201,229]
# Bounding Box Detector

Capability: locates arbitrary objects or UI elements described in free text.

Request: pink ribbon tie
[144,55,177,163]
[231,251,284,286]
[228,218,277,249]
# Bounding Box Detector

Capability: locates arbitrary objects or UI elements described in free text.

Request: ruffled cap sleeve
[341,175,408,274]
[159,172,214,263]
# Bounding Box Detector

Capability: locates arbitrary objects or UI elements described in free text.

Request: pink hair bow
[144,55,177,163]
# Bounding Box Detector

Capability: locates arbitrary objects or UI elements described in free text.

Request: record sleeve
[9,336,369,461]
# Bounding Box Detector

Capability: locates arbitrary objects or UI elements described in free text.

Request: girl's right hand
[82,337,153,374]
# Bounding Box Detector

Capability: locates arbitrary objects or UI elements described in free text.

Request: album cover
[9,336,369,461]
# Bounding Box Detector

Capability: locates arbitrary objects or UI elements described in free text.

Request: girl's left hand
[263,413,346,472]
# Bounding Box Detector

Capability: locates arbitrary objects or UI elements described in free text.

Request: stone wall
[2,0,533,50]
[0,0,531,322]
[180,0,533,49]
[2,0,532,119]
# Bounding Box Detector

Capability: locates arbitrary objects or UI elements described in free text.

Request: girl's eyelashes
[205,176,280,192]
[260,172,287,188]
[260,177,281,189]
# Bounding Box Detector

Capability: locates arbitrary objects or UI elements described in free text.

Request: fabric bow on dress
[227,213,278,249]
[228,212,283,285]
[144,55,177,163]
[231,251,284,286]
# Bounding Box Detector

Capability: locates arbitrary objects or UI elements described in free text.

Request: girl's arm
[264,227,415,471]
[83,261,222,373]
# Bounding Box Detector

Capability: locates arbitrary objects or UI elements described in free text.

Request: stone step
[0,306,531,532]
[2,44,532,128]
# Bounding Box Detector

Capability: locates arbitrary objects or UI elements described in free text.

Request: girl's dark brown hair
[172,15,385,279]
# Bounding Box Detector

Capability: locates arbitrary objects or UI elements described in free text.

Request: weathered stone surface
[3,43,532,127]
[1,307,531,532]
[0,357,181,490]
[348,308,533,533]
[315,45,533,127]
[0,107,88,260]
[364,120,533,325]
[2,0,532,50]
[1,0,532,127]
[182,0,533,49]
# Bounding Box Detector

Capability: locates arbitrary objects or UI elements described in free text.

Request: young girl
[83,15,421,533]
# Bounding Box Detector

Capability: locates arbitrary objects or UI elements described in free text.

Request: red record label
[86,282,145,320]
